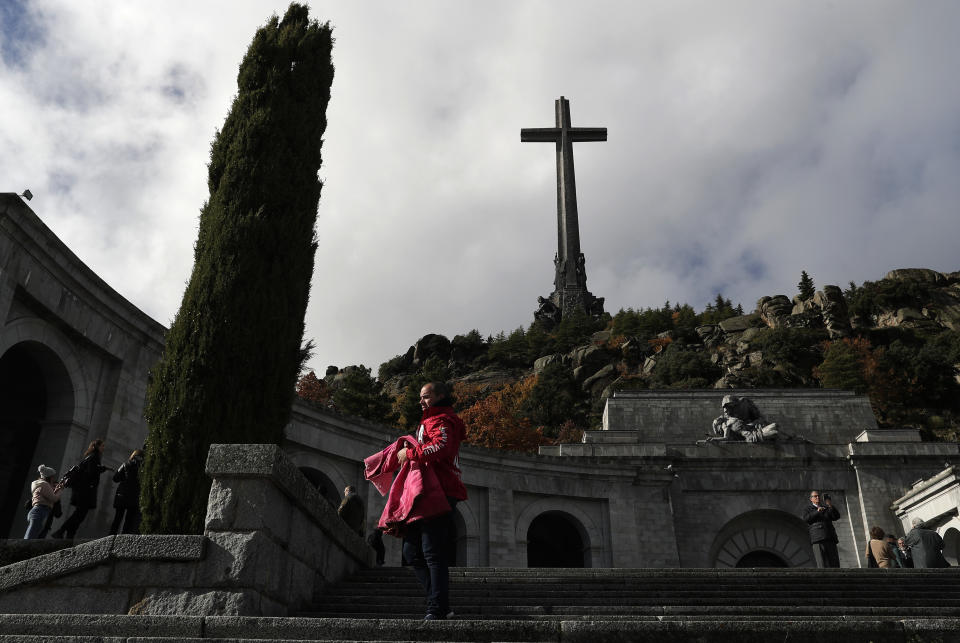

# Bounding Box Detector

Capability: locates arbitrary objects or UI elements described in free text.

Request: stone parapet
[603,389,879,445]
[0,444,373,617]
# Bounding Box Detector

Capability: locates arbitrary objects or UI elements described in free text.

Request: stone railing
[0,444,373,616]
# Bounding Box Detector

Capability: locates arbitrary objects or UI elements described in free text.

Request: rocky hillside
[311,268,960,445]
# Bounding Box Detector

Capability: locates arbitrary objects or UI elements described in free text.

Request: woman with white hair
[24,465,64,539]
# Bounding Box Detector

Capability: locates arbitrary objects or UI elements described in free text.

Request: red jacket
[364,436,450,536]
[407,405,468,501]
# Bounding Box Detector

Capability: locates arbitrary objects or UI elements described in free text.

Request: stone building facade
[0,194,164,538]
[2,192,958,570]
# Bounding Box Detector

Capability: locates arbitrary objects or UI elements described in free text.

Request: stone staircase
[306,566,960,618]
[1,566,959,641]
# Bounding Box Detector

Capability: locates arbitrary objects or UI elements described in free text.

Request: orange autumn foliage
[296,371,331,406]
[459,376,544,453]
[648,336,672,353]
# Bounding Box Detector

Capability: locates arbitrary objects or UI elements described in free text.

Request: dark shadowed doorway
[0,342,74,537]
[526,510,587,568]
[736,550,789,567]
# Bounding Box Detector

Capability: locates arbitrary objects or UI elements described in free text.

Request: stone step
[307,601,960,616]
[353,568,958,584]
[305,566,960,625]
[0,614,957,642]
[331,582,960,594]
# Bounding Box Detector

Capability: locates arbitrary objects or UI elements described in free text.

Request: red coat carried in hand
[364,436,450,536]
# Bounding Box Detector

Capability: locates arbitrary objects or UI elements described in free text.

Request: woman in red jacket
[397,381,467,621]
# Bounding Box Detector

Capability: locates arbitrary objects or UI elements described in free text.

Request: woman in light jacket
[865,525,895,568]
[24,465,63,539]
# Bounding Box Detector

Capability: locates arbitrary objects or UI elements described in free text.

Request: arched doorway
[736,550,789,567]
[943,527,960,567]
[298,467,341,508]
[449,507,466,567]
[709,509,814,568]
[526,511,587,568]
[0,342,75,537]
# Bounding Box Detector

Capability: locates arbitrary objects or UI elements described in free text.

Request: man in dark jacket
[803,490,841,567]
[904,517,950,568]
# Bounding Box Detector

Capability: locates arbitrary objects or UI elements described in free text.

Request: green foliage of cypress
[141,4,334,534]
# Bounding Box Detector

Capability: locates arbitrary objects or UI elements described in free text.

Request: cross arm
[568,127,607,142]
[521,128,560,143]
[521,127,607,143]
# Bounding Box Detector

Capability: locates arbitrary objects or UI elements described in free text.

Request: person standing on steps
[803,490,841,568]
[398,381,468,621]
[24,465,64,539]
[52,439,111,540]
[904,517,951,568]
[337,485,365,537]
[110,449,144,534]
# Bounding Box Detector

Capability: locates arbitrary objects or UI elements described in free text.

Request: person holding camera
[803,490,841,568]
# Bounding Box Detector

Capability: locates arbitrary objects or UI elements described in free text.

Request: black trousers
[110,507,142,534]
[813,540,840,568]
[53,505,90,539]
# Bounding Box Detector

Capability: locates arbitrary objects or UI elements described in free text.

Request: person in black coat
[905,517,951,568]
[51,439,111,540]
[110,449,144,535]
[803,490,841,567]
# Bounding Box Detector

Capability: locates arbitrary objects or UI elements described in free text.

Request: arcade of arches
[3,193,958,569]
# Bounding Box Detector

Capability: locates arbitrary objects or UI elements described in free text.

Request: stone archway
[298,466,342,508]
[526,511,589,568]
[0,341,76,537]
[709,509,814,568]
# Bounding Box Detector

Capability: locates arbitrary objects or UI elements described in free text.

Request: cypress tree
[140,4,334,534]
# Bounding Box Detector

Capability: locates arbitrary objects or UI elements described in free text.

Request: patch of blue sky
[47,170,76,196]
[0,0,45,69]
[39,79,109,112]
[738,248,767,282]
[161,64,192,104]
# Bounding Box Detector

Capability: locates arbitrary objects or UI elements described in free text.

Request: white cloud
[2,0,958,373]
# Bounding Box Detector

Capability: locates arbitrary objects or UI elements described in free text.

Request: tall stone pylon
[522,96,605,328]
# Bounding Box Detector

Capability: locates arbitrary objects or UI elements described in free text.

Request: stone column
[486,487,520,566]
[197,443,374,615]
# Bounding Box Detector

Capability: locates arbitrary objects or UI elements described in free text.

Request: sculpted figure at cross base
[709,395,780,443]
[535,296,561,326]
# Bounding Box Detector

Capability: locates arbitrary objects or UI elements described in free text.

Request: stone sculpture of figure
[534,296,561,326]
[710,395,779,442]
[588,296,605,317]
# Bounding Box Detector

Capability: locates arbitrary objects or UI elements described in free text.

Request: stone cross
[522,96,606,320]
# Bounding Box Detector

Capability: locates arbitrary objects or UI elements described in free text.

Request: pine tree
[798,271,816,301]
[140,5,334,534]
[331,366,392,422]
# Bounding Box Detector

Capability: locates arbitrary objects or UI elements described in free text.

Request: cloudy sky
[2,1,958,373]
